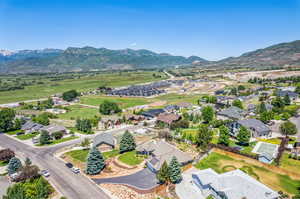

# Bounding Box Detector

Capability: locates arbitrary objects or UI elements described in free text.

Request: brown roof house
[99,116,122,130]
[136,140,193,172]
[156,113,181,126]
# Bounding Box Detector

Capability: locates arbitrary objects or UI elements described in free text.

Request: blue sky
[0,0,299,60]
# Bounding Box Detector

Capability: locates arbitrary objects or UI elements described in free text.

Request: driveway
[93,168,158,190]
[0,176,10,197]
[176,168,205,199]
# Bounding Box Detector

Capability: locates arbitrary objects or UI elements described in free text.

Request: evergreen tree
[237,126,251,145]
[156,161,169,184]
[86,147,105,175]
[168,156,182,184]
[119,130,136,153]
[284,94,291,105]
[40,130,51,145]
[257,102,267,114]
[218,125,230,146]
[201,106,214,123]
[7,157,22,175]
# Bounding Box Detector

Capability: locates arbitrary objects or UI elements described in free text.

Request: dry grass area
[100,184,156,199]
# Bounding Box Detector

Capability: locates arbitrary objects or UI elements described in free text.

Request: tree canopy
[168,156,182,184]
[218,125,230,146]
[0,108,16,132]
[99,100,122,115]
[86,147,105,175]
[195,125,213,151]
[280,121,297,136]
[201,106,214,123]
[62,89,79,102]
[236,126,251,145]
[232,99,243,109]
[119,130,136,153]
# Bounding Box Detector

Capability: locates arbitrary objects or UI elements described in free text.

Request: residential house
[136,140,193,172]
[93,133,117,151]
[192,168,279,199]
[141,109,165,118]
[277,90,298,100]
[156,113,181,126]
[229,119,271,138]
[99,116,122,130]
[21,121,44,134]
[124,113,145,124]
[176,102,193,110]
[41,124,68,135]
[291,142,300,157]
[164,105,180,113]
[217,106,247,120]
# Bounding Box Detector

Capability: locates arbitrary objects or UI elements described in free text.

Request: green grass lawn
[80,95,151,109]
[0,71,167,104]
[118,150,145,166]
[66,149,119,163]
[6,129,24,135]
[16,132,39,140]
[68,127,94,135]
[58,105,100,120]
[154,93,202,105]
[38,136,79,146]
[279,153,300,171]
[195,151,300,195]
[0,161,8,167]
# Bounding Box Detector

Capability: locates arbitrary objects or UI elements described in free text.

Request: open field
[154,93,201,105]
[80,95,152,109]
[58,105,100,120]
[0,71,167,104]
[195,150,300,195]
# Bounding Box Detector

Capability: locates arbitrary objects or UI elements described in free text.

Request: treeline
[249,76,300,84]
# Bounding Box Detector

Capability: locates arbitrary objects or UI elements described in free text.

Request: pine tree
[258,102,267,114]
[168,156,182,184]
[237,126,251,145]
[156,161,169,184]
[218,125,230,146]
[119,130,136,153]
[7,157,22,175]
[86,147,105,175]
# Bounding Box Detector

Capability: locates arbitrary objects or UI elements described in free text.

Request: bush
[0,148,15,162]
[52,131,64,140]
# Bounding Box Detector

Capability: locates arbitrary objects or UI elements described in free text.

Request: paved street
[0,133,111,199]
[93,168,158,190]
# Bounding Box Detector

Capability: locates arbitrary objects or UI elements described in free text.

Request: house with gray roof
[136,140,193,172]
[93,133,117,151]
[229,119,271,138]
[41,124,68,135]
[217,106,247,120]
[277,90,298,100]
[21,121,44,134]
[192,168,279,199]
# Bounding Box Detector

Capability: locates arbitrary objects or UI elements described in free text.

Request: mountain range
[1,40,300,74]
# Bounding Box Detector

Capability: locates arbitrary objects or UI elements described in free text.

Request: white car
[41,169,50,177]
[71,167,80,174]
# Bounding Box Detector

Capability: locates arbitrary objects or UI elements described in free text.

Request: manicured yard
[37,136,79,146]
[6,129,24,135]
[68,127,94,135]
[16,132,39,140]
[195,151,300,195]
[66,149,119,163]
[58,105,100,120]
[118,151,145,166]
[80,95,151,109]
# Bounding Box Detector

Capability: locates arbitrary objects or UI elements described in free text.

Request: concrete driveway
[0,176,10,197]
[176,168,205,199]
[93,168,158,190]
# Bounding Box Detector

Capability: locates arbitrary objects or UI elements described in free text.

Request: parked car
[65,162,73,168]
[41,169,50,177]
[71,167,80,174]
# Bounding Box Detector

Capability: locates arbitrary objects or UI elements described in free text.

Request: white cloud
[130,42,137,47]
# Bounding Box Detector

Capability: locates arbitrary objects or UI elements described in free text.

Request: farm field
[0,71,167,104]
[195,150,300,195]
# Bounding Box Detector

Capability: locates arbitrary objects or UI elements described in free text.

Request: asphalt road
[0,134,111,199]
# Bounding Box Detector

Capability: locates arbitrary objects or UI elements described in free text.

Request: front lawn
[68,127,94,135]
[37,136,79,146]
[66,149,119,163]
[6,129,24,135]
[16,132,39,140]
[195,151,300,195]
[0,161,8,167]
[58,105,100,120]
[118,151,145,166]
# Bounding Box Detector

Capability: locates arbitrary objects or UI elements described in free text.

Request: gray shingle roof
[218,106,246,120]
[193,168,279,199]
[237,119,270,134]
[93,133,116,147]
